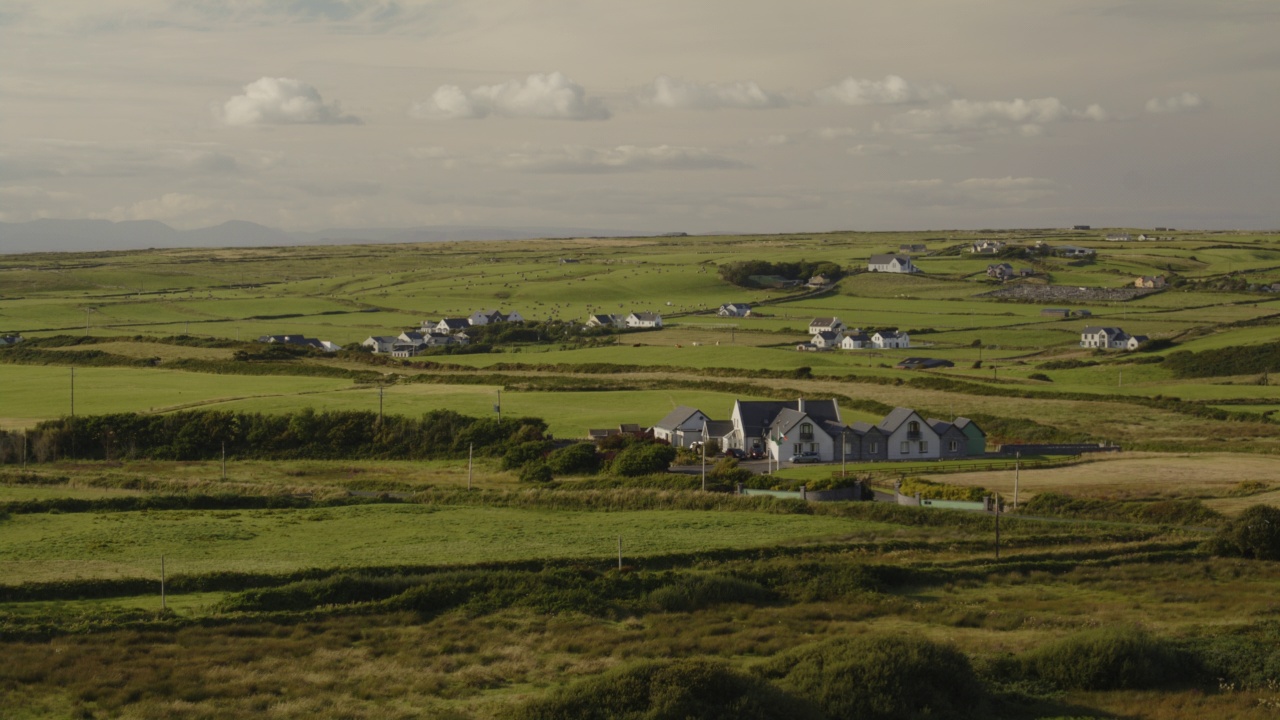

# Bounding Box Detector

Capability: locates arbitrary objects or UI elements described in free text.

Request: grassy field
[5,231,1280,719]
[0,504,890,583]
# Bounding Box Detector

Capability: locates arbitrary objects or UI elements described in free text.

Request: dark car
[788,452,821,464]
[747,448,765,460]
[724,448,746,459]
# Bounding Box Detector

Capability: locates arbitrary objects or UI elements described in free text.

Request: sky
[1,0,1277,235]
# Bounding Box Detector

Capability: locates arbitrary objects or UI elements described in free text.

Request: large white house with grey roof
[867,254,919,273]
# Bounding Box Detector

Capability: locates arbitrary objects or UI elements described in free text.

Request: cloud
[220,77,360,126]
[814,126,858,140]
[865,176,1060,206]
[412,72,609,120]
[890,97,1108,135]
[637,76,786,110]
[846,143,896,156]
[1145,91,1205,114]
[814,75,946,105]
[498,145,744,173]
[106,192,216,222]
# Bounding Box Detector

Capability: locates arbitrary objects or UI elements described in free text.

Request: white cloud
[638,76,786,110]
[498,145,743,173]
[814,75,945,105]
[1145,91,1205,114]
[411,72,609,120]
[891,97,1108,135]
[220,77,359,126]
[106,193,216,222]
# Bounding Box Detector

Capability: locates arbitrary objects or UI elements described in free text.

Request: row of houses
[652,399,985,463]
[363,309,523,356]
[801,317,909,351]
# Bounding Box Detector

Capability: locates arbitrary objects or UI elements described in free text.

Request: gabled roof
[927,418,964,436]
[812,330,841,342]
[439,318,470,329]
[878,407,923,432]
[869,254,910,264]
[809,317,841,327]
[654,406,705,432]
[735,399,841,438]
[1082,326,1124,335]
[630,312,662,321]
[705,420,735,438]
[874,330,905,338]
[953,417,983,435]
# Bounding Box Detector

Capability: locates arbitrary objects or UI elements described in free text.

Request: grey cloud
[637,76,787,110]
[866,176,1060,207]
[499,145,744,174]
[1145,92,1205,114]
[412,72,609,121]
[220,77,360,126]
[814,75,946,106]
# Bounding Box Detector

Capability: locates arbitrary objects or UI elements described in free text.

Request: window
[869,442,879,454]
[809,443,818,453]
[793,443,802,454]
[799,423,814,441]
[949,440,958,452]
[900,441,910,453]
[919,441,928,453]
[908,421,919,433]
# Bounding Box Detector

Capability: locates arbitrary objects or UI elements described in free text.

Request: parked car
[724,448,746,459]
[747,448,765,460]
[788,452,821,464]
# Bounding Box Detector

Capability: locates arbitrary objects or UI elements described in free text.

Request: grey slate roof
[869,254,910,265]
[736,399,841,439]
[654,406,704,432]
[878,407,921,432]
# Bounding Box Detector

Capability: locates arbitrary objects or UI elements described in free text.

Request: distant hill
[0,219,633,254]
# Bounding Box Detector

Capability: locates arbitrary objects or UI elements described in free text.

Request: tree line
[0,409,549,464]
[717,260,846,289]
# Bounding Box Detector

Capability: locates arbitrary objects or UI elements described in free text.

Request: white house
[1080,326,1140,350]
[728,399,843,461]
[586,314,624,328]
[840,330,871,349]
[867,254,919,273]
[871,330,910,349]
[970,240,1005,254]
[808,317,844,334]
[810,330,842,349]
[718,303,752,317]
[652,406,712,448]
[877,408,941,461]
[626,312,663,328]
[1055,245,1096,258]
[1105,233,1132,242]
[436,318,471,334]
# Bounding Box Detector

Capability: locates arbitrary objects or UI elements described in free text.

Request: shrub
[502,441,552,471]
[519,460,554,484]
[1204,504,1280,559]
[1021,626,1188,690]
[1027,372,1052,382]
[647,573,774,612]
[507,658,815,720]
[898,477,986,502]
[759,633,986,720]
[610,442,678,477]
[546,443,601,475]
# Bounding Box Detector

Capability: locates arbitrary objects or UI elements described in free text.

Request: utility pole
[617,537,622,571]
[841,431,847,477]
[468,443,473,491]
[160,555,167,611]
[221,442,227,481]
[701,420,707,491]
[495,390,502,422]
[22,431,27,470]
[994,494,1001,561]
[378,385,384,425]
[70,367,75,418]
[1014,452,1020,510]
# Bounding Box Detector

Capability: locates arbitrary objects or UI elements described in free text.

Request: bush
[502,441,552,471]
[1204,504,1280,559]
[1027,372,1052,382]
[610,442,678,477]
[647,573,774,612]
[898,477,986,502]
[519,460,554,483]
[758,633,987,720]
[546,443,601,475]
[1022,626,1188,690]
[507,658,816,720]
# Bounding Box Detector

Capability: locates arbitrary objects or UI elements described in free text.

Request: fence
[738,484,862,502]
[998,443,1121,456]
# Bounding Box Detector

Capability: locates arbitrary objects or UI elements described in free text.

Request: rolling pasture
[4,229,1280,719]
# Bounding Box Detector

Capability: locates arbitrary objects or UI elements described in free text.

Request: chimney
[798,397,804,412]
